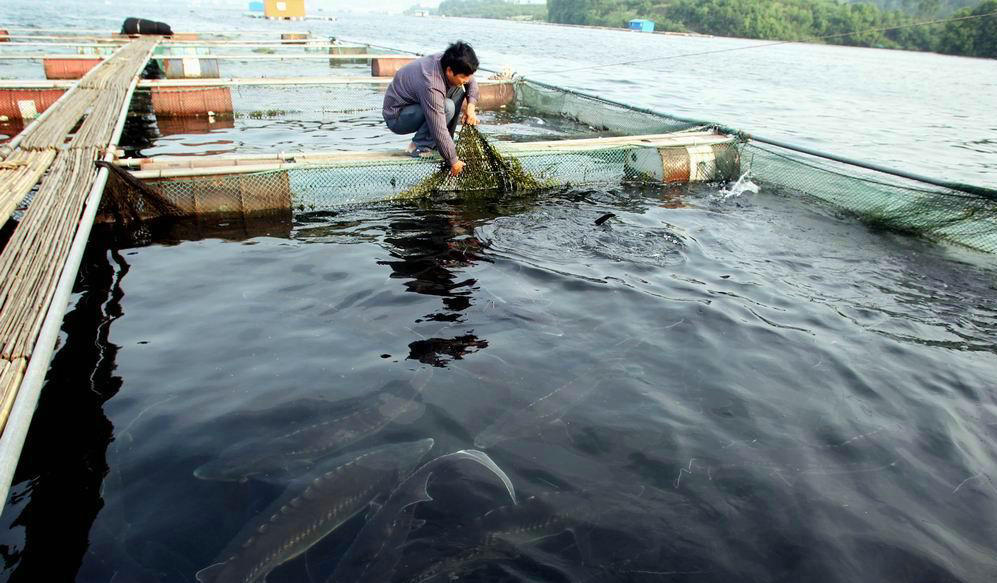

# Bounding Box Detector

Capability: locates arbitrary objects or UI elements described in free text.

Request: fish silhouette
[194,438,434,583]
[328,449,517,583]
[195,373,431,482]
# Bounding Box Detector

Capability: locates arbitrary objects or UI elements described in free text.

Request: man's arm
[463,76,480,125]
[418,85,460,171]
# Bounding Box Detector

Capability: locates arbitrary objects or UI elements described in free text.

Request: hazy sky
[190,0,547,13]
[60,0,547,15]
[88,0,548,14]
[316,0,441,11]
[236,0,444,12]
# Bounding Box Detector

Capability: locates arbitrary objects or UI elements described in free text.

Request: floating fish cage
[99,73,997,254]
[109,78,745,216]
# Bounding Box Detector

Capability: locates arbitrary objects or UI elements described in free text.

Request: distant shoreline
[425,13,994,60]
[423,13,714,39]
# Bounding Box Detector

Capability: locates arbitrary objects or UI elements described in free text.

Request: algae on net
[401,125,542,198]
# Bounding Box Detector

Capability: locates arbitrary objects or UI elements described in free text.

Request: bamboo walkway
[0,37,157,432]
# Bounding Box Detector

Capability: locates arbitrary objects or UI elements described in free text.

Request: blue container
[628,19,655,32]
[248,1,264,12]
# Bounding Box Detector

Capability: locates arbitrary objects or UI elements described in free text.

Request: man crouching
[382,41,481,177]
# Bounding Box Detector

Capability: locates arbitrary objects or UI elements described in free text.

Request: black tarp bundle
[120,17,173,36]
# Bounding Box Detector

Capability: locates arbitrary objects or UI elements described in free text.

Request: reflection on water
[376,209,490,366]
[0,121,25,146]
[0,237,127,582]
[2,184,997,583]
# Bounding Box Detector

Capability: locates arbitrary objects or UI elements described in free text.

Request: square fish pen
[111,75,997,254]
[113,78,746,214]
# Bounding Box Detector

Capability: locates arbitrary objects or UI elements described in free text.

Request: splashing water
[718,172,760,200]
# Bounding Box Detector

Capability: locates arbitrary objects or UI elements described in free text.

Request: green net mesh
[514,81,704,136]
[142,141,744,214]
[745,144,997,254]
[123,79,997,254]
[402,125,543,197]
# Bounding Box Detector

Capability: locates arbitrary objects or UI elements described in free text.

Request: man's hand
[462,103,479,126]
[451,160,466,177]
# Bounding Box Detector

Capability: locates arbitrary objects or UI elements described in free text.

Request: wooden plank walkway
[0,37,158,435]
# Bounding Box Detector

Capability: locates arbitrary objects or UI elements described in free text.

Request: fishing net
[122,79,997,253]
[401,125,542,197]
[98,160,184,224]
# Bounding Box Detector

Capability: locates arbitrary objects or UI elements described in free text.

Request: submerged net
[98,161,184,224]
[125,79,997,254]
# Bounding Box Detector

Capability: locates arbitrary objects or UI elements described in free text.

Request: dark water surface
[2,2,997,582]
[3,183,996,582]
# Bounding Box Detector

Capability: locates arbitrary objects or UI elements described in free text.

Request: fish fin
[303,546,317,583]
[451,450,517,504]
[194,562,225,583]
[406,470,435,506]
[515,544,595,583]
[538,418,575,447]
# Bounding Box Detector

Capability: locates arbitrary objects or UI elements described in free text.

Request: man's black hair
[441,41,479,76]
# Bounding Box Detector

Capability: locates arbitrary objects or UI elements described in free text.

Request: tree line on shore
[434,0,995,58]
[435,0,547,20]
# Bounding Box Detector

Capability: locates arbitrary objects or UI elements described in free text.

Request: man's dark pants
[385,86,467,151]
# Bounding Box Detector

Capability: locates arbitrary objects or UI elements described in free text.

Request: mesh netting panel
[100,161,185,222]
[150,159,437,212]
[144,141,743,212]
[150,170,298,214]
[746,143,997,254]
[516,81,702,136]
